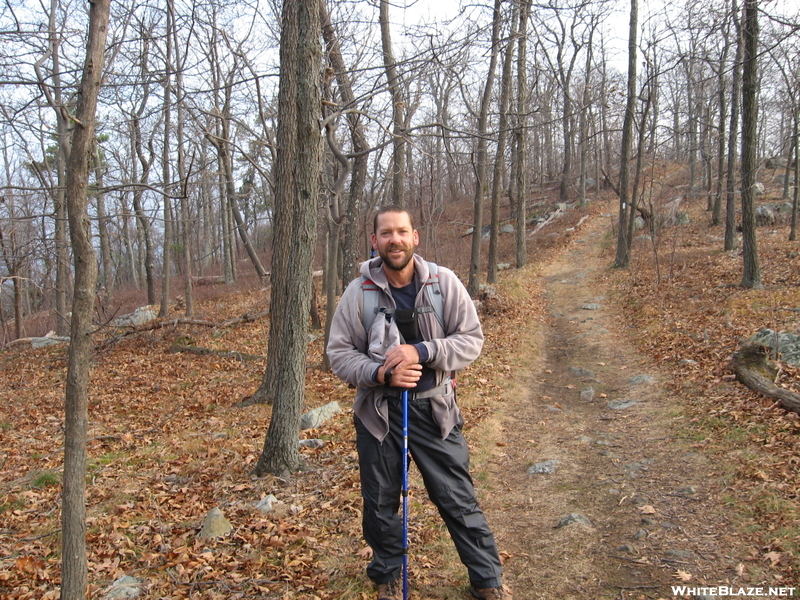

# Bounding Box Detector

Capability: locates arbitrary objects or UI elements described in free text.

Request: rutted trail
[481,213,747,600]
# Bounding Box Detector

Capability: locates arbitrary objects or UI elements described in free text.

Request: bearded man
[327,206,512,600]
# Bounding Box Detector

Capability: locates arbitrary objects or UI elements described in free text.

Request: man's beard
[379,244,415,271]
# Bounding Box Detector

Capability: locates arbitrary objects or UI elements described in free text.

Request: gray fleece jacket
[327,254,484,441]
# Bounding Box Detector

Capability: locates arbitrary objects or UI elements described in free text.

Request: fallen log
[727,342,800,415]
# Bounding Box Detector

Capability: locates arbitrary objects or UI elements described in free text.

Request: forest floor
[1,187,799,600]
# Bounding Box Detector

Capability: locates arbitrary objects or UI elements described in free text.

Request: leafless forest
[0,0,797,341]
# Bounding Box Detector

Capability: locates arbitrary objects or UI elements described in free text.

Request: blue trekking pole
[401,389,410,600]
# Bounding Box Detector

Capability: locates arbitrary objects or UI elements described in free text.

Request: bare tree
[61,1,111,597]
[379,0,406,207]
[613,0,638,268]
[467,0,503,296]
[739,0,761,288]
[253,0,322,475]
[514,0,532,269]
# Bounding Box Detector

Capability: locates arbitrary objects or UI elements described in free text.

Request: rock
[113,305,158,327]
[749,329,800,366]
[628,374,654,385]
[661,521,681,530]
[576,435,593,444]
[545,404,563,412]
[753,181,766,194]
[106,579,142,600]
[527,460,558,475]
[581,303,601,310]
[633,216,646,231]
[496,263,511,271]
[300,401,341,430]
[608,399,638,410]
[198,507,233,540]
[665,549,696,561]
[500,224,515,234]
[634,528,648,540]
[579,387,595,402]
[755,205,776,226]
[299,439,325,449]
[676,211,691,226]
[556,513,592,528]
[641,517,657,527]
[568,366,596,379]
[255,494,282,514]
[617,544,635,554]
[103,576,143,600]
[676,485,697,495]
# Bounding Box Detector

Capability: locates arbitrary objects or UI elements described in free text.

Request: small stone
[608,488,621,495]
[641,518,657,527]
[608,399,638,410]
[634,528,648,540]
[665,549,696,561]
[628,374,654,385]
[527,460,559,475]
[555,513,593,528]
[661,522,681,530]
[568,366,596,379]
[676,485,697,495]
[255,494,281,513]
[546,404,563,412]
[576,435,593,444]
[300,401,341,430]
[579,387,595,402]
[198,507,233,540]
[103,576,142,600]
[617,544,635,554]
[581,303,601,310]
[299,439,325,449]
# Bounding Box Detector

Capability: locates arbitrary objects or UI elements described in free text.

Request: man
[327,206,512,600]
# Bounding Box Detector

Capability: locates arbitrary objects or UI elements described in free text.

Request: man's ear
[371,233,378,250]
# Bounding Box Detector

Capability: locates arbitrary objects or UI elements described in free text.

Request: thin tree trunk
[488,11,517,284]
[61,1,110,597]
[613,0,638,268]
[379,0,406,207]
[515,0,531,269]
[159,0,174,318]
[740,0,761,288]
[468,0,503,296]
[725,0,743,251]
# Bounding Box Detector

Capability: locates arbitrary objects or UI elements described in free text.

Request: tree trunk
[725,0,743,252]
[319,0,368,285]
[740,0,761,288]
[613,0,638,268]
[379,0,406,207]
[791,109,799,241]
[515,0,531,269]
[468,0,502,296]
[488,10,517,284]
[253,0,321,476]
[61,1,110,597]
[250,0,300,406]
[93,146,113,293]
[159,0,174,318]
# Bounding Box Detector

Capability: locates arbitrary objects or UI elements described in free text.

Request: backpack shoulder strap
[422,261,445,330]
[361,277,380,333]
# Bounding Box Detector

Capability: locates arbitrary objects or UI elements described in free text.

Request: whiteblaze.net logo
[671,587,797,597]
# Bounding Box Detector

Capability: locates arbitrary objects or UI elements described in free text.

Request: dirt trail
[483,213,747,600]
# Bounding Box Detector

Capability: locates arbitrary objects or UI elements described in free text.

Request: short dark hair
[372,205,415,234]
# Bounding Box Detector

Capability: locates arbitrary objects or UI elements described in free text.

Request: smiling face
[371,209,419,276]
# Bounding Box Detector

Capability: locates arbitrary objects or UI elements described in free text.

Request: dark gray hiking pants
[355,394,503,588]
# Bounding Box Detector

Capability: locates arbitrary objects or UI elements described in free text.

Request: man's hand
[384,344,420,368]
[379,345,422,388]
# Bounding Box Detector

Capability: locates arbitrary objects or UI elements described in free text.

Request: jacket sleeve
[419,266,484,372]
[326,278,383,389]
